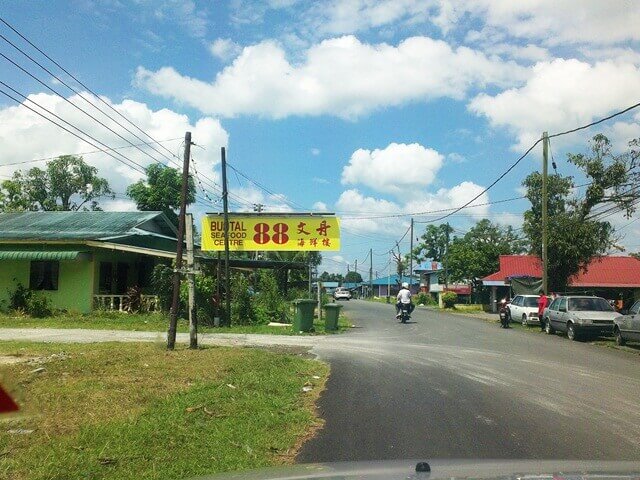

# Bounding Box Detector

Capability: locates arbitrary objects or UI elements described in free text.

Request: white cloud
[440,1,640,46]
[446,152,466,163]
[468,59,640,150]
[335,181,489,235]
[341,142,444,194]
[311,148,321,156]
[228,186,294,213]
[135,35,526,119]
[209,38,242,61]
[0,92,228,206]
[312,177,330,184]
[313,201,328,210]
[304,0,432,36]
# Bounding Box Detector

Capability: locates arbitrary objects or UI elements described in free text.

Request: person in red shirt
[537,289,548,331]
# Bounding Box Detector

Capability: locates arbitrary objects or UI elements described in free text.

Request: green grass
[0,341,329,480]
[0,311,351,336]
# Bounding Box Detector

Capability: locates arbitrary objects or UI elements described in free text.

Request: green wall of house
[0,244,164,314]
[0,257,94,313]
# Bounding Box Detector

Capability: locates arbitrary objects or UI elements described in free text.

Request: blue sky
[1,0,640,276]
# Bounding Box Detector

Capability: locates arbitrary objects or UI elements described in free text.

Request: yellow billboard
[201,215,340,251]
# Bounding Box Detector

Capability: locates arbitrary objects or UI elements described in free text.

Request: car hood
[195,459,640,480]
[569,311,619,321]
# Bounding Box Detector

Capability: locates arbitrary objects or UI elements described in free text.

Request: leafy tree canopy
[523,134,640,291]
[446,219,527,283]
[344,271,363,283]
[0,155,113,212]
[126,163,195,225]
[412,223,454,263]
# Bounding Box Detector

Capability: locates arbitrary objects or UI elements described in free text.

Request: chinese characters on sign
[201,215,340,251]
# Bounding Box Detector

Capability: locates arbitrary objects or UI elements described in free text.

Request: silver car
[613,300,640,346]
[543,295,617,341]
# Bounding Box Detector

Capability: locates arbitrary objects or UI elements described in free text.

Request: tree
[523,134,640,291]
[344,271,363,283]
[319,271,344,283]
[446,219,527,283]
[0,155,113,212]
[126,163,195,225]
[412,223,454,263]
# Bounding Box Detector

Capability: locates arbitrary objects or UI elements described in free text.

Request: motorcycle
[398,303,412,324]
[498,298,510,328]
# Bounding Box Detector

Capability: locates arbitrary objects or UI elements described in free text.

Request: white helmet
[402,282,409,288]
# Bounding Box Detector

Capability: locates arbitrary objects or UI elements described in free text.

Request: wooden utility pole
[354,259,357,274]
[409,218,414,292]
[542,131,549,295]
[387,251,391,303]
[369,248,373,298]
[185,213,197,349]
[221,147,231,326]
[167,131,191,350]
[253,203,264,260]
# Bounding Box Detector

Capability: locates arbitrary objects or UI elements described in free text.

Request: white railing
[93,294,159,312]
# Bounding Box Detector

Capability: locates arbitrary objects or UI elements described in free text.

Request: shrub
[151,264,175,312]
[415,292,431,306]
[256,270,288,323]
[26,292,52,318]
[123,285,143,313]
[180,275,218,326]
[442,291,458,309]
[9,283,31,311]
[230,273,257,325]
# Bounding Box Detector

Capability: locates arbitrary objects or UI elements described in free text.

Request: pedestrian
[537,289,548,331]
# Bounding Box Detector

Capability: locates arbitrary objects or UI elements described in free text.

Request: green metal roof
[0,250,89,261]
[0,212,177,241]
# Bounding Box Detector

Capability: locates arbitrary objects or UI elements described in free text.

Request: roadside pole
[387,251,391,303]
[221,147,231,326]
[409,218,414,292]
[369,248,373,298]
[542,131,549,295]
[167,131,191,350]
[186,213,197,349]
[317,280,322,322]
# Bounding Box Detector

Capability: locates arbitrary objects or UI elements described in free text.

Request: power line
[0,137,182,167]
[421,100,640,226]
[0,85,147,174]
[0,17,183,168]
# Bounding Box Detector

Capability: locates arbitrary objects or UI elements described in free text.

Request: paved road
[298,300,640,462]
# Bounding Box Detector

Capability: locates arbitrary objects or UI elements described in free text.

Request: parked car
[507,294,542,325]
[333,287,352,301]
[613,300,640,346]
[543,295,617,341]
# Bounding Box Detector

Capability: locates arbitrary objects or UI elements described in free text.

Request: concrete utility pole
[387,251,391,303]
[317,280,322,321]
[369,248,373,298]
[444,222,450,289]
[410,218,414,292]
[167,131,192,350]
[542,131,549,295]
[221,147,231,326]
[252,204,264,260]
[185,213,197,349]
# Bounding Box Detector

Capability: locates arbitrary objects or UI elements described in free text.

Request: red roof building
[482,255,640,288]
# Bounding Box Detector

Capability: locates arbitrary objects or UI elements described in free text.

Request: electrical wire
[0,137,183,168]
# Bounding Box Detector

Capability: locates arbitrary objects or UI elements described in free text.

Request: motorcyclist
[396,282,415,318]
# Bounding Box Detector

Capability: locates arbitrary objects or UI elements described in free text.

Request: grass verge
[0,311,351,336]
[0,341,329,480]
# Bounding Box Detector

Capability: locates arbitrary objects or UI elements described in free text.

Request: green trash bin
[292,299,316,332]
[323,303,342,331]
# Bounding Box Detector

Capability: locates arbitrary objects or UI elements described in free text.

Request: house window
[30,261,59,291]
[99,262,113,293]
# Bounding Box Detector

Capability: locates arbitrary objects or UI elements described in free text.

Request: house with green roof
[0,211,179,313]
